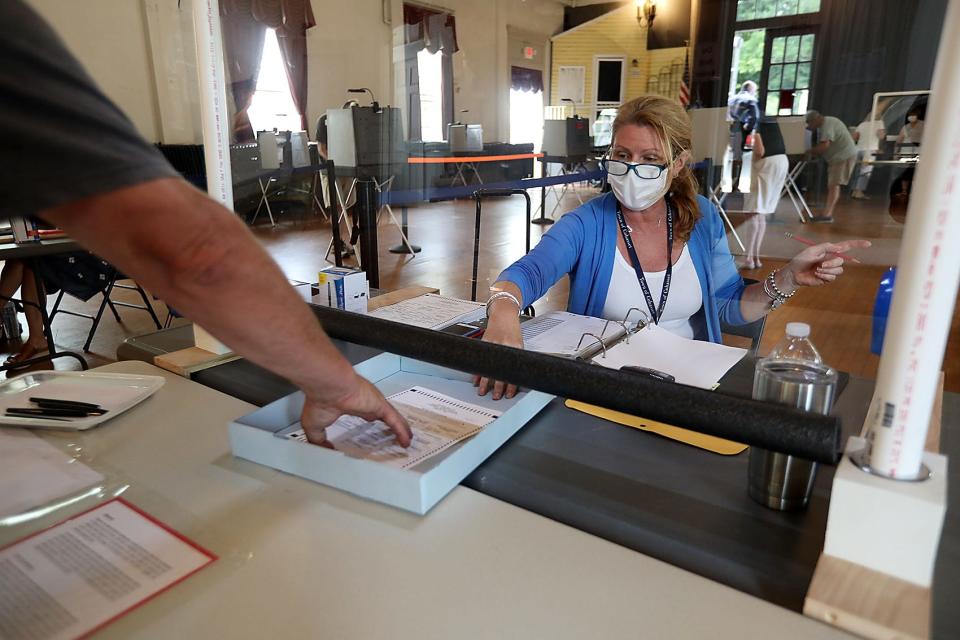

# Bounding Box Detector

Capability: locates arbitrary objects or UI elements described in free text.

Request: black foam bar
[310,306,842,464]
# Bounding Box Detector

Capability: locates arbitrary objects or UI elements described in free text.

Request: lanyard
[615,201,674,324]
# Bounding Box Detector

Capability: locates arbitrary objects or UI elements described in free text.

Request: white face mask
[908,115,919,123]
[607,168,670,211]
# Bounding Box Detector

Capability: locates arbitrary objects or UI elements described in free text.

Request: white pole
[862,0,960,479]
[191,0,234,355]
[192,0,234,208]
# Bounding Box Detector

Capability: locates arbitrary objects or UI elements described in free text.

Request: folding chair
[720,278,767,354]
[49,268,162,352]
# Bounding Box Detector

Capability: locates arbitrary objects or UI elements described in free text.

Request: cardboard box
[316,267,368,313]
[229,354,553,514]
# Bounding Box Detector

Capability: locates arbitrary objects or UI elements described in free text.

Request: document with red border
[0,498,215,640]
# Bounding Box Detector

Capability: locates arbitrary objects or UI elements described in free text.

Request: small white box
[309,281,333,307]
[317,267,368,313]
[823,436,947,586]
[228,354,553,514]
[291,282,313,303]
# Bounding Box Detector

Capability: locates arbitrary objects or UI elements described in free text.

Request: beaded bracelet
[763,269,796,309]
[486,290,522,316]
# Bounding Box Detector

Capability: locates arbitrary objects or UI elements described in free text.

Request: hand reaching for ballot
[300,373,412,447]
[473,311,524,401]
[782,239,872,288]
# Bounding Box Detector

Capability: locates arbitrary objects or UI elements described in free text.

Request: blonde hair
[612,95,700,242]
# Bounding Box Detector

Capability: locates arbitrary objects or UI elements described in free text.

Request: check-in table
[3,361,862,638]
[114,325,960,636]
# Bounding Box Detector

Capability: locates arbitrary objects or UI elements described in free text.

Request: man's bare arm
[41,177,411,445]
[809,140,831,156]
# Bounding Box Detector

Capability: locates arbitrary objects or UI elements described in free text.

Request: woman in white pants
[743,118,789,270]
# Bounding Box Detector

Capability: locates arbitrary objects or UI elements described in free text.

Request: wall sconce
[636,0,657,28]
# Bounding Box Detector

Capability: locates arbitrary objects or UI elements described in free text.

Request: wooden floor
[7,182,959,394]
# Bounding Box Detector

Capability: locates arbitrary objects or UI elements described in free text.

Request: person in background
[0,253,114,365]
[727,81,761,191]
[2,1,410,448]
[895,107,925,152]
[476,96,869,400]
[742,118,789,270]
[804,110,858,223]
[850,113,885,200]
[0,261,47,365]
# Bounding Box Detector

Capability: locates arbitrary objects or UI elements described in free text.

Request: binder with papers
[519,311,630,360]
[521,309,746,390]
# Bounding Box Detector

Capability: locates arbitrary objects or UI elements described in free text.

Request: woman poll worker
[476,95,869,400]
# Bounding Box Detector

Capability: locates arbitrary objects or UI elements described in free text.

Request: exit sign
[523,46,536,59]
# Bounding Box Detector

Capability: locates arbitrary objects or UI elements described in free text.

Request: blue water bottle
[871,267,896,355]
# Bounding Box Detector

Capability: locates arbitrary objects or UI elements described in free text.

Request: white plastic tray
[230,354,554,515]
[0,371,165,430]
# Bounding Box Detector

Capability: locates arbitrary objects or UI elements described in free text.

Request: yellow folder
[564,399,748,456]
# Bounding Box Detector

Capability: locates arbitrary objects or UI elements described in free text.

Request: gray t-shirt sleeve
[0,1,179,217]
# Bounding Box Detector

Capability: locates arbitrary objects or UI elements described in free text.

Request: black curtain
[511,67,544,94]
[403,3,459,141]
[809,0,937,125]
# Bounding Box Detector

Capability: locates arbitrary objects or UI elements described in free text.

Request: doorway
[594,56,625,114]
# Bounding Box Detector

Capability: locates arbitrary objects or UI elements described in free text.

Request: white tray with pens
[0,371,165,430]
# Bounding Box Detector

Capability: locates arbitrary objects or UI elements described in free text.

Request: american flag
[678,49,691,108]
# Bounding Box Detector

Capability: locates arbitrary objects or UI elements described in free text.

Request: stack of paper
[591,323,746,390]
[367,294,485,330]
[0,428,104,520]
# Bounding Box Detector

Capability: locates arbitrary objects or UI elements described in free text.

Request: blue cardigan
[498,192,748,343]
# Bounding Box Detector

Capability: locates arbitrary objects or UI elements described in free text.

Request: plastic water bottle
[766,322,822,363]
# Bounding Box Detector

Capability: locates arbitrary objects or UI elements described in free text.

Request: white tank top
[602,244,703,339]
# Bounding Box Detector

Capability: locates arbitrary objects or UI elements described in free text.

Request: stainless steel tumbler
[748,359,838,511]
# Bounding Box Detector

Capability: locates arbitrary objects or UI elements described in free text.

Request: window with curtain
[246,29,302,134]
[417,49,445,142]
[510,67,544,148]
[402,3,458,142]
[220,0,316,142]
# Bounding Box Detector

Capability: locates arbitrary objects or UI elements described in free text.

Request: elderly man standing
[805,110,858,223]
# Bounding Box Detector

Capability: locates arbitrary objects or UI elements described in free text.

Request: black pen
[7,407,97,418]
[619,365,676,383]
[29,397,104,411]
[4,411,71,422]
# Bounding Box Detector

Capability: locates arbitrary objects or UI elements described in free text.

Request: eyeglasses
[601,159,669,179]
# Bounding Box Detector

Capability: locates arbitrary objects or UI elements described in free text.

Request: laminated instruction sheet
[0,499,215,640]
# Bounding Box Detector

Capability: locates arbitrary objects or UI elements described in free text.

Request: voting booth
[326,105,407,178]
[447,124,483,153]
[542,117,590,158]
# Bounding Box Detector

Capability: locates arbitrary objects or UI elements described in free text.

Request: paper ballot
[277,387,500,469]
[593,323,747,390]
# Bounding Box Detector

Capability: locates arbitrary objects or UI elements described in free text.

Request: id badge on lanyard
[615,201,674,324]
